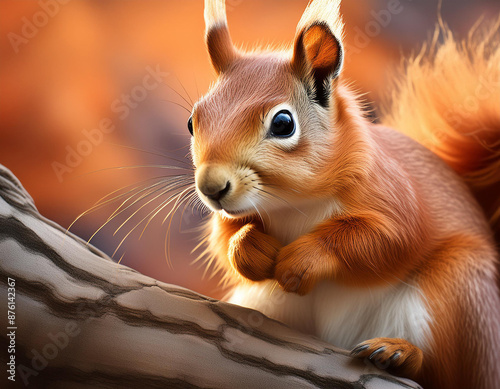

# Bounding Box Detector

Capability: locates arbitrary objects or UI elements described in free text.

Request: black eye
[187,116,193,136]
[270,110,295,138]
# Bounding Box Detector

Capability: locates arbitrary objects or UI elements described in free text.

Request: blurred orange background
[1,0,498,299]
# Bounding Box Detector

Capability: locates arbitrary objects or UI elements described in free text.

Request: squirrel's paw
[350,338,423,379]
[228,224,281,281]
[274,237,327,295]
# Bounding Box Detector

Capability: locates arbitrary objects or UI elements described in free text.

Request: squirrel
[189,1,500,388]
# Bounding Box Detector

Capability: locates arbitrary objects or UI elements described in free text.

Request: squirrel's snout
[196,164,233,206]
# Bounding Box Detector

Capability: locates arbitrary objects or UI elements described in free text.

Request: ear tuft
[204,0,238,74]
[296,0,344,43]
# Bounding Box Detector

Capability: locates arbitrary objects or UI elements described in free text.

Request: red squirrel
[190,1,500,388]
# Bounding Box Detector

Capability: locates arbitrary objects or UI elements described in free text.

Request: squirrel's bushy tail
[382,19,500,245]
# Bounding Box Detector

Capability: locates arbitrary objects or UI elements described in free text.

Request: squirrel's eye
[270,110,295,138]
[187,116,193,136]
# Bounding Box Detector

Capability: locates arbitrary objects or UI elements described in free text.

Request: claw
[390,351,401,362]
[350,344,369,356]
[368,347,386,361]
[349,338,423,380]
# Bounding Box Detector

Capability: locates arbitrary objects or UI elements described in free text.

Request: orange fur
[193,1,500,388]
[204,0,239,74]
[382,19,500,245]
[417,234,500,388]
[228,222,281,281]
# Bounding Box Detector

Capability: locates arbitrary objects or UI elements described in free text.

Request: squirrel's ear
[205,0,239,74]
[292,0,344,107]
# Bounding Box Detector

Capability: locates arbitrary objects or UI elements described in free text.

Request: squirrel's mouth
[221,208,254,218]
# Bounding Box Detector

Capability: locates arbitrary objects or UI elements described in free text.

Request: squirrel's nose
[196,164,233,204]
[202,181,231,202]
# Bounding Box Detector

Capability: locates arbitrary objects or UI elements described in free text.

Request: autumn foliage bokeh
[0,0,498,298]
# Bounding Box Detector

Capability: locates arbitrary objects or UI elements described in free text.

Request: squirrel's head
[192,0,345,218]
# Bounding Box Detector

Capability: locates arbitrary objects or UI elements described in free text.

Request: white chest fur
[263,198,341,246]
[229,280,432,352]
[238,197,432,351]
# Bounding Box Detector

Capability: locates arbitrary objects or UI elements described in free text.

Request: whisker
[164,187,195,262]
[161,186,194,225]
[76,164,193,178]
[114,179,195,236]
[165,82,193,110]
[106,143,192,165]
[93,182,188,242]
[194,196,210,217]
[117,252,126,265]
[96,175,192,216]
[253,192,277,227]
[105,177,191,219]
[85,176,194,245]
[111,185,194,260]
[177,190,199,231]
[174,74,194,107]
[67,176,171,232]
[161,99,192,114]
[254,186,308,217]
[249,198,265,228]
[257,181,301,194]
[140,185,195,239]
[87,180,177,244]
[193,75,201,100]
[256,194,272,227]
[188,193,209,217]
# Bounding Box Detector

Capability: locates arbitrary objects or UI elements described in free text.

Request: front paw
[351,338,423,379]
[274,237,329,295]
[228,224,281,281]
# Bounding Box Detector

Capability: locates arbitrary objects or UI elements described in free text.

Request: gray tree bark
[0,165,421,389]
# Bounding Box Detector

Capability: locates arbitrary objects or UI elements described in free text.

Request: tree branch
[0,165,421,389]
